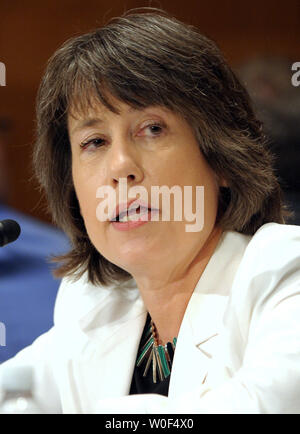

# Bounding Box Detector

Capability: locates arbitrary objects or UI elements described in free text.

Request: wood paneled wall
[0,0,299,223]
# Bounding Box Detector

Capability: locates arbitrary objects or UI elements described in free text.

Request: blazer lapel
[68,282,147,413]
[169,293,228,398]
[169,230,251,398]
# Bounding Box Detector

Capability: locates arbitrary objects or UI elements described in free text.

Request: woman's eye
[140,123,165,137]
[80,138,105,150]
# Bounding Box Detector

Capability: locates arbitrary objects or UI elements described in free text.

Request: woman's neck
[133,226,223,345]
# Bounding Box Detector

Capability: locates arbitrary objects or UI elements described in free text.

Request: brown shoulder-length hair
[33,8,290,286]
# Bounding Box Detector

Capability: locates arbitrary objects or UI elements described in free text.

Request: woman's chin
[107,243,158,273]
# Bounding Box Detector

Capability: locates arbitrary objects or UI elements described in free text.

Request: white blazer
[1,222,300,414]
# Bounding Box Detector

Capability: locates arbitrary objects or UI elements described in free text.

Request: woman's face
[68,95,222,277]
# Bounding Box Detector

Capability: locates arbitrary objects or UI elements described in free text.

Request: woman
[1,9,300,414]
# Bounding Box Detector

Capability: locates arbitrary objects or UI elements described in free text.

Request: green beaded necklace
[136,319,177,383]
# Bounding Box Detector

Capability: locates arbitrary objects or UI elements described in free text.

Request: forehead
[68,98,136,125]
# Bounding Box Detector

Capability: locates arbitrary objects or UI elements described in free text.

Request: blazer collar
[187,229,251,346]
[78,279,145,342]
[67,281,146,411]
[169,230,251,397]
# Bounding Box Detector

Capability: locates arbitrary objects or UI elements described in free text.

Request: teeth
[119,214,141,222]
[119,215,129,222]
[119,208,149,222]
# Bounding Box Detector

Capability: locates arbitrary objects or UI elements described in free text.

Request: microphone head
[0,219,21,247]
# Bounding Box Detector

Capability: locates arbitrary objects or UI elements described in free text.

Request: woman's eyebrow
[69,106,166,136]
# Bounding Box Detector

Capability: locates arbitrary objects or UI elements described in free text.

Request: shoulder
[228,223,300,327]
[240,222,300,272]
[53,272,139,327]
[247,221,300,249]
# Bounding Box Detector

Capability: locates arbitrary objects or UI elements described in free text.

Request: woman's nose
[106,137,144,186]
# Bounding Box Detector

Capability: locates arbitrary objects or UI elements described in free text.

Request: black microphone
[0,219,21,247]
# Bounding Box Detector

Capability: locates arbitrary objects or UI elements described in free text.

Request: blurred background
[0,0,299,224]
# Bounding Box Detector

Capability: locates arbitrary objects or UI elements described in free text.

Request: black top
[129,314,171,397]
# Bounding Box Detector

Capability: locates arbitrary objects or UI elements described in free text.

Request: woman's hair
[33,8,290,286]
